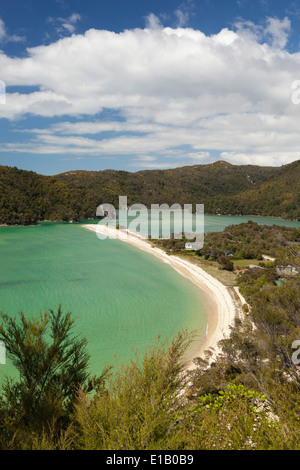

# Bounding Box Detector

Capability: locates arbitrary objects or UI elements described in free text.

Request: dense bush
[1,159,299,225]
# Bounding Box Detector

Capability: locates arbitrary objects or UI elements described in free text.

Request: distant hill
[0,160,299,225]
[205,160,300,220]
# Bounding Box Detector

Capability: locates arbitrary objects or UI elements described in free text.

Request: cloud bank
[1,15,300,168]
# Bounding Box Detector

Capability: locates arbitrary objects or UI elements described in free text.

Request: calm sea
[0,214,299,382]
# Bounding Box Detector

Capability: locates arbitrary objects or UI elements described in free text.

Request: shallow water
[0,222,207,381]
[0,214,299,382]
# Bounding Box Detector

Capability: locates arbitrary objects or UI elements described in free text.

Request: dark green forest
[1,159,299,225]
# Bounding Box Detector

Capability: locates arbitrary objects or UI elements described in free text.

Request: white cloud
[265,16,291,49]
[0,17,300,167]
[0,18,6,41]
[56,0,69,9]
[61,13,81,33]
[234,15,291,49]
[48,12,81,36]
[0,17,25,43]
[234,18,263,41]
[174,9,190,27]
[144,13,163,30]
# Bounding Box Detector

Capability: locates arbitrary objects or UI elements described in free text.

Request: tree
[217,255,234,271]
[0,306,100,437]
[70,330,194,450]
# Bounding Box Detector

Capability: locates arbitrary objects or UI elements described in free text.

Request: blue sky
[1,0,300,175]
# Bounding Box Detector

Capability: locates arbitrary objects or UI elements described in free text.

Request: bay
[0,214,299,383]
[0,221,207,382]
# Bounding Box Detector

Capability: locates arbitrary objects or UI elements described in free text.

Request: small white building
[262,254,276,262]
[185,242,195,250]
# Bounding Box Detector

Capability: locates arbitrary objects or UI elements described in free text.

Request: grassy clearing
[177,254,237,286]
[232,259,261,269]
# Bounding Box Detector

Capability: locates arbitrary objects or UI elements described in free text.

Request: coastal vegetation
[153,221,300,273]
[0,222,300,450]
[1,159,299,225]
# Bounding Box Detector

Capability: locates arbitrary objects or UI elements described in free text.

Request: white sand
[82,224,243,367]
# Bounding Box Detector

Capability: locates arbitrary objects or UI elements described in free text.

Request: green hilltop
[0,160,299,225]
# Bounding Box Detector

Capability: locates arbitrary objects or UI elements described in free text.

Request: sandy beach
[82,223,243,368]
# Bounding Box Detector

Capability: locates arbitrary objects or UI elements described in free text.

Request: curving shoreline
[81,224,244,368]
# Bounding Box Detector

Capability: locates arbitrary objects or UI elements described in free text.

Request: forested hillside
[0,160,299,225]
[206,160,300,220]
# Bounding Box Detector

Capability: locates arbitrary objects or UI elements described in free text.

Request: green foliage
[237,267,277,299]
[189,384,267,413]
[199,221,300,263]
[1,160,299,225]
[0,306,107,448]
[181,383,281,450]
[1,300,300,449]
[70,330,194,450]
[217,254,234,271]
[151,234,194,253]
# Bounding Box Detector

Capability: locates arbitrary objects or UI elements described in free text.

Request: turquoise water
[0,222,208,382]
[0,214,299,383]
[103,210,300,239]
[203,214,300,233]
